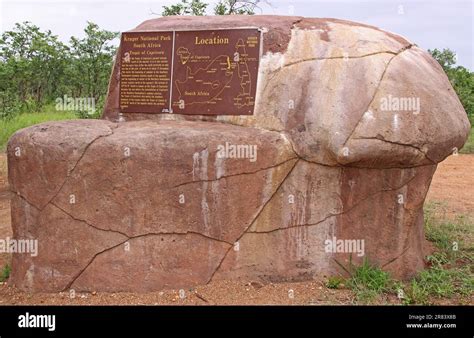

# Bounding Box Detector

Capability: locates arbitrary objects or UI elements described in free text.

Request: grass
[326,203,473,304]
[460,115,473,154]
[402,203,474,304]
[403,257,472,304]
[326,276,345,289]
[0,264,11,282]
[460,126,474,154]
[0,111,77,151]
[347,259,392,303]
[398,205,472,304]
[0,147,6,180]
[332,257,394,304]
[424,202,473,260]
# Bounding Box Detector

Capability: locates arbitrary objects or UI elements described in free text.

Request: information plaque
[119,29,261,115]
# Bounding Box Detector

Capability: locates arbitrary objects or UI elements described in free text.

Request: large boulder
[103,15,470,167]
[7,15,470,292]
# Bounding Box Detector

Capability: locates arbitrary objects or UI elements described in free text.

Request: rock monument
[7,16,470,292]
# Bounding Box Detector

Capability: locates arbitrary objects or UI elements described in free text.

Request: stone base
[7,119,435,292]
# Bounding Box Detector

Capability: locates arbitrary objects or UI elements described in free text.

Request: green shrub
[326,276,345,289]
[348,258,391,294]
[0,264,11,282]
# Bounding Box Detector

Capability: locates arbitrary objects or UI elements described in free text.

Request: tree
[430,48,474,119]
[68,22,118,103]
[161,0,261,16]
[0,22,69,116]
[214,0,260,15]
[162,0,208,16]
[0,21,118,119]
[429,48,457,73]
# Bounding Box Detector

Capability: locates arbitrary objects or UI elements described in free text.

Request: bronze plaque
[119,29,261,115]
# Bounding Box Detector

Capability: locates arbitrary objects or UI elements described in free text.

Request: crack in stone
[290,17,304,29]
[340,44,414,154]
[299,157,436,170]
[132,231,233,245]
[206,158,300,283]
[247,212,336,235]
[281,49,407,69]
[354,135,436,164]
[64,231,233,292]
[39,124,118,210]
[51,202,130,238]
[260,43,413,104]
[51,200,234,245]
[279,132,437,170]
[10,190,42,212]
[11,196,235,291]
[381,245,411,268]
[173,156,298,189]
[246,169,420,234]
[63,239,129,291]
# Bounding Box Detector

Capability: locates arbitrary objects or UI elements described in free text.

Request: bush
[0,264,11,282]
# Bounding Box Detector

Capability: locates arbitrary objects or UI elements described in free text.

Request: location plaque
[118,28,261,115]
[171,29,260,115]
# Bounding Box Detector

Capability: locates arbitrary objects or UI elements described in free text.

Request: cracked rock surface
[7,15,471,292]
[8,120,298,291]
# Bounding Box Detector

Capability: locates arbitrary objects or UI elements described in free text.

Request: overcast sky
[0,0,472,69]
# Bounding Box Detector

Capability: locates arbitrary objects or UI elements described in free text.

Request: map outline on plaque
[118,28,262,116]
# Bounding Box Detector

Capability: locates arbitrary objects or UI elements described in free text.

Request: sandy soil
[426,154,474,216]
[0,153,471,305]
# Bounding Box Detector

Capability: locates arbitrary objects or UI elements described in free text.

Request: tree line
[0,21,118,119]
[0,0,472,121]
[429,48,474,121]
[0,1,262,119]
